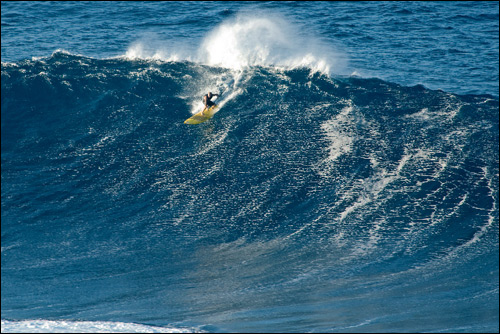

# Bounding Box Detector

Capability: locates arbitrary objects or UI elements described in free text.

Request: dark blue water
[2,2,499,333]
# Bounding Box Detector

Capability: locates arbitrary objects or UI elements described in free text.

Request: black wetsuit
[203,94,216,108]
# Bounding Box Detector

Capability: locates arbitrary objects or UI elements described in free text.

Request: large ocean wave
[1,49,499,332]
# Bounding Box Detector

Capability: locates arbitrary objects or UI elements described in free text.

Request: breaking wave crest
[124,13,347,76]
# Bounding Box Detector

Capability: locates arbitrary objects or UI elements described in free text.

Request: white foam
[464,166,498,246]
[199,13,345,75]
[123,12,346,76]
[0,320,202,333]
[317,103,355,177]
[125,41,184,62]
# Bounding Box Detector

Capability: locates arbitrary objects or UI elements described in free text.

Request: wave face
[1,52,499,333]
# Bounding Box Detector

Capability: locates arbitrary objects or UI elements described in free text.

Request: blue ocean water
[1,1,498,333]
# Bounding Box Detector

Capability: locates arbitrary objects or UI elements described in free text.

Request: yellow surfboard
[184,105,218,124]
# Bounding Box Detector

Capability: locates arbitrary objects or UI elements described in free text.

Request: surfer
[202,92,219,115]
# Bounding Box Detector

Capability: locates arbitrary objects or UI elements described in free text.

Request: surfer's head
[208,92,213,98]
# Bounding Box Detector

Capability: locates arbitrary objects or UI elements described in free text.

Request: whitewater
[2,2,499,333]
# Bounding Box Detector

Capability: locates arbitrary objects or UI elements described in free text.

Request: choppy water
[2,1,499,333]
